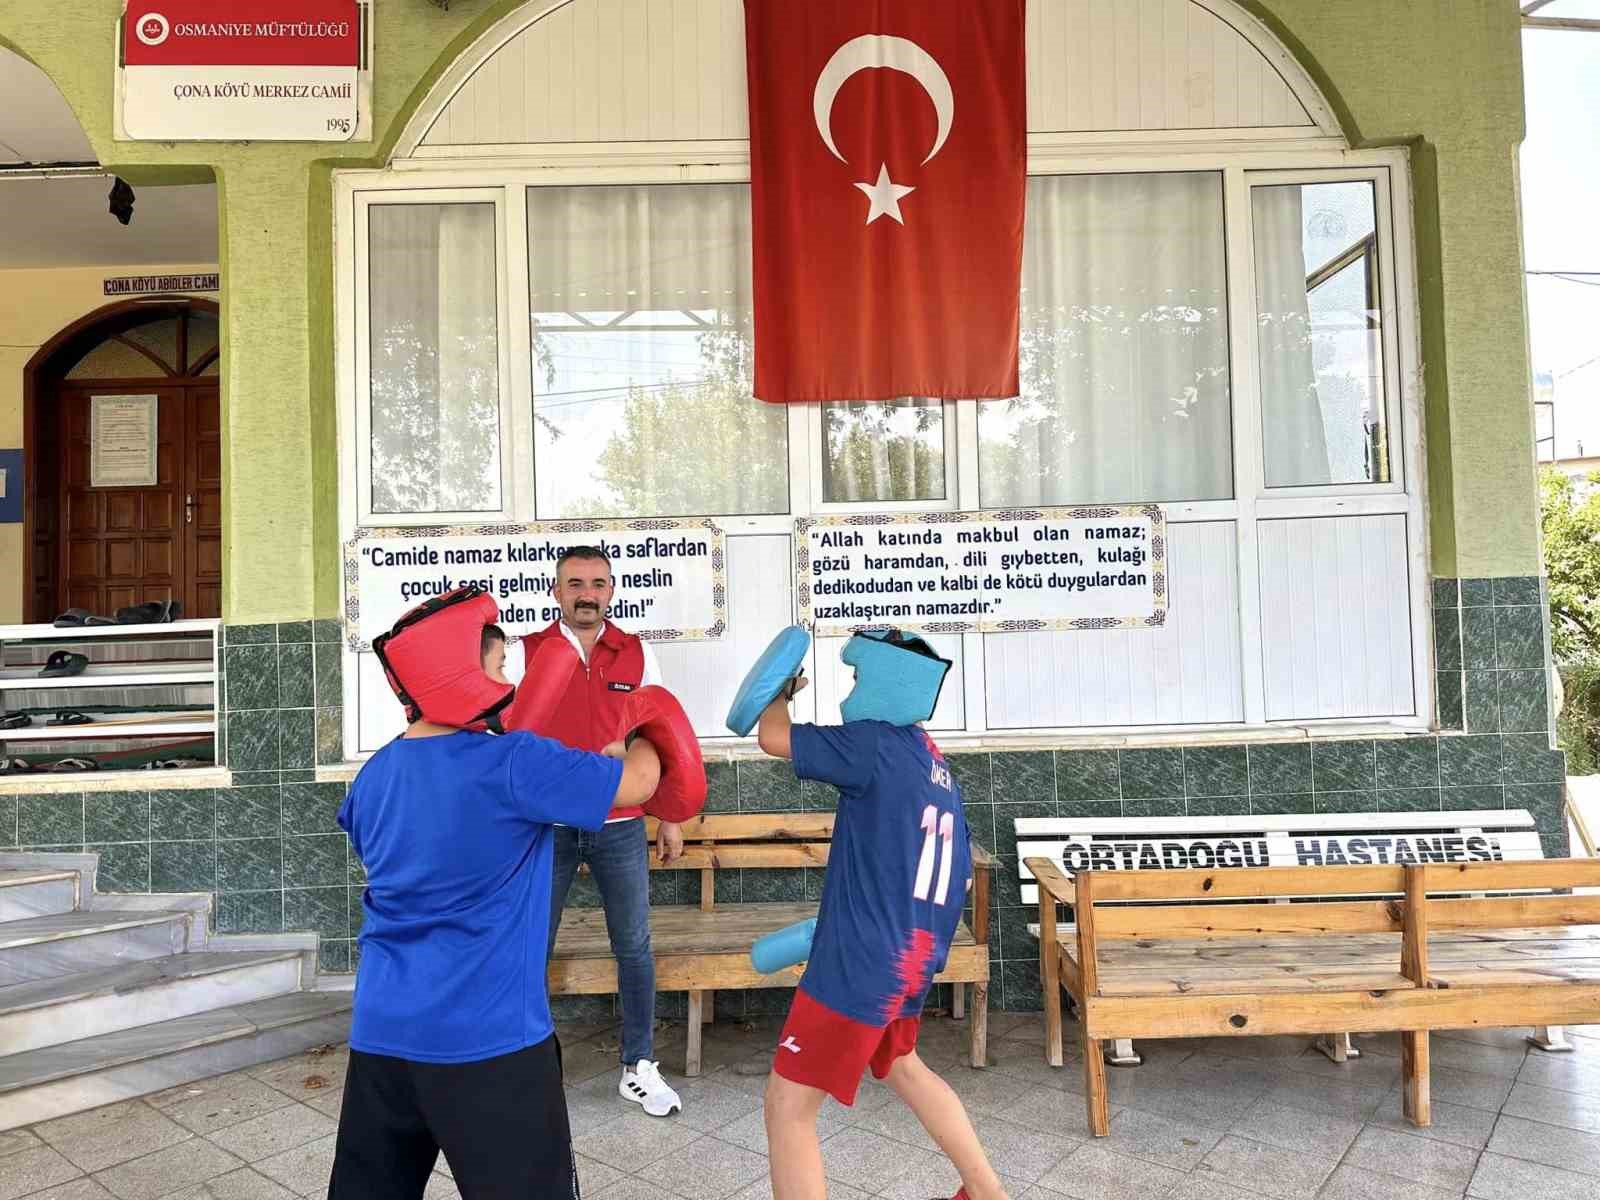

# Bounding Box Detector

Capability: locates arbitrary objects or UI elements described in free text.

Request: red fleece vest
[524,621,647,821]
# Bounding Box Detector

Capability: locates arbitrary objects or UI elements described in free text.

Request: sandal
[45,757,99,772]
[1,714,33,730]
[39,651,90,678]
[115,599,182,625]
[48,711,93,726]
[0,758,35,774]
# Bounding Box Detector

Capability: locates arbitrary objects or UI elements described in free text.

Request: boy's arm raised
[756,675,807,760]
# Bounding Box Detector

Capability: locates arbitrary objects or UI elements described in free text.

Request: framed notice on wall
[91,395,158,488]
[796,505,1167,636]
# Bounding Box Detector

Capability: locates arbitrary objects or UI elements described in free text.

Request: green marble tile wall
[1,586,1565,1015]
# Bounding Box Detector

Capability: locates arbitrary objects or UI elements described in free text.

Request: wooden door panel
[106,540,139,579]
[68,540,101,578]
[144,539,175,576]
[66,491,101,533]
[106,493,140,532]
[185,386,222,618]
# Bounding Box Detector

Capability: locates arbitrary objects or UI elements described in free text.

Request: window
[527,184,788,518]
[979,172,1233,507]
[365,201,504,516]
[340,155,1422,749]
[1254,181,1390,487]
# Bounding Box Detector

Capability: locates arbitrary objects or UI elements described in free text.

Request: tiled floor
[4,1016,1599,1199]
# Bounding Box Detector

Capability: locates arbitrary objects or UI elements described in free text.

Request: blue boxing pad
[751,917,817,975]
[725,625,811,736]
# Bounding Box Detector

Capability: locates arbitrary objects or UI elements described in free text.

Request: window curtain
[823,398,946,502]
[368,203,501,513]
[1252,186,1333,487]
[527,184,788,518]
[979,172,1234,507]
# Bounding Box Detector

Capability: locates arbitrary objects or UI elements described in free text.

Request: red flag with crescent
[744,0,1025,403]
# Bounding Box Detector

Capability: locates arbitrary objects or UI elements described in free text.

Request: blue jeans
[547,819,655,1065]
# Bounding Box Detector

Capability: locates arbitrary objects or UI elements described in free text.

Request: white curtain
[823,398,946,502]
[526,184,788,519]
[368,203,502,513]
[979,172,1234,507]
[1252,186,1332,487]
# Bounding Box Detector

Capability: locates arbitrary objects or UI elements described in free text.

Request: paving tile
[1423,1065,1517,1113]
[714,1104,850,1158]
[0,1146,83,1200]
[1519,1045,1600,1100]
[91,1139,242,1200]
[965,1114,1079,1184]
[1342,1125,1479,1191]
[572,1110,700,1172]
[1225,1094,1362,1155]
[245,1047,349,1100]
[984,1039,1083,1091]
[153,1166,298,1197]
[650,1135,770,1200]
[844,1097,938,1151]
[573,1154,626,1196]
[422,1174,459,1200]
[1487,1114,1600,1177]
[204,1105,337,1164]
[1254,1073,1387,1123]
[247,1133,337,1196]
[0,1129,42,1159]
[995,1084,1125,1141]
[1102,1106,1225,1170]
[36,1102,193,1173]
[1318,1164,1462,1200]
[1467,1151,1600,1200]
[665,1075,764,1134]
[1034,1141,1186,1200]
[8,1183,115,1200]
[1164,1178,1279,1200]
[1427,1035,1527,1080]
[818,1127,919,1192]
[146,1074,298,1136]
[1193,1135,1338,1200]
[725,1180,874,1200]
[939,1061,1035,1116]
[1503,1082,1600,1134]
[1368,1095,1498,1149]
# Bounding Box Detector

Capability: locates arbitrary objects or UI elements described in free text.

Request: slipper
[39,651,90,678]
[85,613,117,626]
[1,714,33,730]
[0,758,35,774]
[48,712,93,726]
[115,601,169,625]
[51,609,90,628]
[45,757,99,772]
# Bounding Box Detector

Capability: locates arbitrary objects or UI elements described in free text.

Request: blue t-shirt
[791,721,971,1027]
[337,730,621,1063]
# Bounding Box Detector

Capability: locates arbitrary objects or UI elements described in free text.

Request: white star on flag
[854,163,916,225]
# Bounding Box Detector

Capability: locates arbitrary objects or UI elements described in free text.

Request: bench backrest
[1016,809,1543,905]
[638,813,836,912]
[1027,856,1600,944]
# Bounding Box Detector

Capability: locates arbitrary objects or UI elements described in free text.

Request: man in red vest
[531,545,686,1117]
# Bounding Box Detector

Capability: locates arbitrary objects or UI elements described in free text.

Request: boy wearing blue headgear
[756,630,1007,1200]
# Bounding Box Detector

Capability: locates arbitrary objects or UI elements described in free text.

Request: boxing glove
[503,636,581,736]
[613,685,706,823]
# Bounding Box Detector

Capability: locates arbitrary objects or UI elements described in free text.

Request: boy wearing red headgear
[327,588,661,1200]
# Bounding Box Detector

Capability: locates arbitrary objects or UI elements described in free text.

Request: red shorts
[771,989,921,1106]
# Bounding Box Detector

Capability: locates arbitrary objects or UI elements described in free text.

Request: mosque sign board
[117,1,369,142]
[342,518,727,652]
[796,505,1166,637]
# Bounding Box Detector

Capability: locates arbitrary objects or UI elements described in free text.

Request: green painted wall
[0,0,1539,623]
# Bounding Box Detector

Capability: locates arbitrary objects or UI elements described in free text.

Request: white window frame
[351,187,516,526]
[331,142,1428,761]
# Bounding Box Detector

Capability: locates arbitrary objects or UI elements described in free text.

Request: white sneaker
[619,1059,682,1117]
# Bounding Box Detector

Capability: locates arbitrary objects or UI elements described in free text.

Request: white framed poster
[796,504,1167,636]
[91,394,159,488]
[343,517,728,651]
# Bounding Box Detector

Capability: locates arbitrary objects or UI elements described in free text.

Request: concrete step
[0,950,310,1056]
[0,991,353,1130]
[0,910,193,986]
[0,869,78,921]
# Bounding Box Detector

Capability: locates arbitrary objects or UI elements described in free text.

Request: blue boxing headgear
[838,629,953,726]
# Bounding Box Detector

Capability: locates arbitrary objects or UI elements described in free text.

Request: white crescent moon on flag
[813,34,954,167]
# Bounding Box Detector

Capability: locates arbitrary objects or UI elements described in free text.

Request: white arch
[392,0,1342,161]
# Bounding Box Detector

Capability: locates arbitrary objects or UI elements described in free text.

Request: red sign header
[124,1,360,67]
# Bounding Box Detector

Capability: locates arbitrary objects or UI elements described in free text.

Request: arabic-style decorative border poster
[343,517,727,651]
[796,505,1166,636]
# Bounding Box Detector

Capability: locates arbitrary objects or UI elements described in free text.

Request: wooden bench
[1026,854,1600,1137]
[1016,807,1553,1063]
[547,812,995,1076]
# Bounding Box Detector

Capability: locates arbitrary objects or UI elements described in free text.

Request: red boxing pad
[614,686,706,823]
[503,636,581,736]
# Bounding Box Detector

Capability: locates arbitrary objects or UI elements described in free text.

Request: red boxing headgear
[372,586,514,732]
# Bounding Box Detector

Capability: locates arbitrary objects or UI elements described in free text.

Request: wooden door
[184,386,223,618]
[55,385,222,620]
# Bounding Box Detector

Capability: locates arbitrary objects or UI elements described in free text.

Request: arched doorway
[23,298,222,623]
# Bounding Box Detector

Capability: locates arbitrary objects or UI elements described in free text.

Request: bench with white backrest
[1017,808,1570,1063]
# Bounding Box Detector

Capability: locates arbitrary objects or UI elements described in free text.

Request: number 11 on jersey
[912,804,955,905]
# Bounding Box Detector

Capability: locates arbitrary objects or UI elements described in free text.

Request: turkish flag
[745,0,1024,403]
